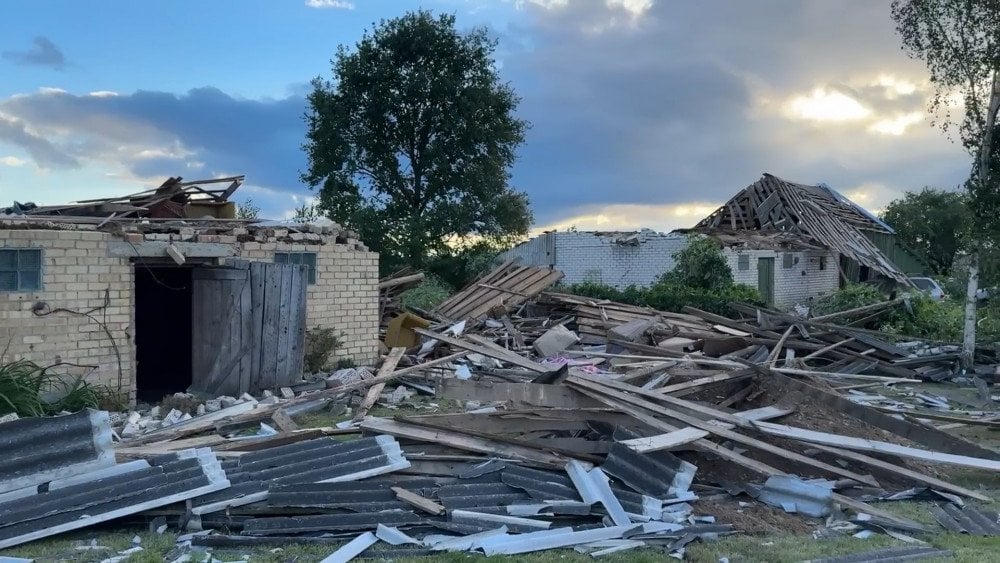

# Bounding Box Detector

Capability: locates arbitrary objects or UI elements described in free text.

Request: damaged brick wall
[0,229,135,396]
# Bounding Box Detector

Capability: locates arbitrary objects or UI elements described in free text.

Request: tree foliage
[660,236,734,292]
[880,187,970,275]
[235,199,260,220]
[302,11,532,271]
[891,1,1000,241]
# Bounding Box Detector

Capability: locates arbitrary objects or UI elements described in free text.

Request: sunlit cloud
[0,156,26,167]
[868,111,924,136]
[304,0,354,9]
[873,74,918,99]
[88,91,119,98]
[531,202,722,235]
[786,88,871,122]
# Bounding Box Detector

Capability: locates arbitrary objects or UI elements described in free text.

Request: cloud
[497,0,969,229]
[0,87,310,218]
[532,201,724,234]
[304,0,354,9]
[1,37,68,70]
[0,156,27,167]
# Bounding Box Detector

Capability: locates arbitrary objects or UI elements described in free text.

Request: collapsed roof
[692,173,908,283]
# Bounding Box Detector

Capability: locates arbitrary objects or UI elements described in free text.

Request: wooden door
[757,257,775,306]
[191,261,307,396]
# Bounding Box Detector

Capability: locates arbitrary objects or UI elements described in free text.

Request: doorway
[134,265,193,402]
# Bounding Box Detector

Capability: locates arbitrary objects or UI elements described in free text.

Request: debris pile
[2,262,999,561]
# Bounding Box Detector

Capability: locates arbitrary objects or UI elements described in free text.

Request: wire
[32,288,125,393]
[124,237,186,291]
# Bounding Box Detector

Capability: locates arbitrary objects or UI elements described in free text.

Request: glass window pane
[18,249,41,268]
[0,250,16,270]
[18,270,40,291]
[0,272,16,291]
[274,253,288,264]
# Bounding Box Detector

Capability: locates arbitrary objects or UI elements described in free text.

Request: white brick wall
[504,230,689,288]
[726,248,840,308]
[503,230,841,308]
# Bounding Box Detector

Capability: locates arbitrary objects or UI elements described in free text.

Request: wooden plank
[238,265,253,393]
[772,368,920,384]
[360,418,573,468]
[260,263,282,390]
[412,328,550,373]
[654,372,753,396]
[619,428,709,453]
[122,400,263,445]
[392,486,445,515]
[806,443,991,501]
[437,378,600,409]
[353,347,406,421]
[734,406,794,422]
[751,421,1000,471]
[213,428,324,452]
[285,264,308,386]
[767,371,1000,460]
[274,264,294,389]
[249,262,266,391]
[567,376,881,487]
[803,338,856,361]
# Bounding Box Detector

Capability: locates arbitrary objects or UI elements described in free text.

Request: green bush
[0,360,115,417]
[304,328,342,373]
[561,280,763,316]
[660,236,734,292]
[811,284,885,317]
[400,274,453,311]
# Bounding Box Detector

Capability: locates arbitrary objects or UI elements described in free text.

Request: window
[738,254,750,271]
[819,256,827,271]
[782,253,794,269]
[0,248,42,292]
[274,252,317,284]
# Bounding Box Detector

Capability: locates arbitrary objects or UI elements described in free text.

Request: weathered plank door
[757,257,775,306]
[191,261,307,396]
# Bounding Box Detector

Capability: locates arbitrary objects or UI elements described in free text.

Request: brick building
[503,174,923,309]
[0,176,378,403]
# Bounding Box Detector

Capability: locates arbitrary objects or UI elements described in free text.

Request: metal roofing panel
[0,410,114,494]
[602,442,696,497]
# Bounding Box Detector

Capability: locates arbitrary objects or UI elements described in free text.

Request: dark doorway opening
[134,265,193,402]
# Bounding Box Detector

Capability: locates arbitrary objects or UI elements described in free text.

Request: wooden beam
[108,241,235,258]
[619,428,709,453]
[391,486,445,515]
[412,328,549,373]
[353,347,406,422]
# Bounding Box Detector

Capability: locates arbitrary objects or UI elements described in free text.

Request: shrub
[561,280,763,316]
[811,284,885,317]
[661,236,734,291]
[400,274,452,311]
[0,360,114,417]
[304,328,342,373]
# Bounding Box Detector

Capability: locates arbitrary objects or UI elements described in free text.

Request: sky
[0,0,974,233]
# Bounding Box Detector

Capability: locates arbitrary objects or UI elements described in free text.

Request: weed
[335,357,357,370]
[304,328,342,373]
[0,360,115,417]
[400,274,452,311]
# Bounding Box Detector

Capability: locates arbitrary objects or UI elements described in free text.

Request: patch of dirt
[696,498,817,536]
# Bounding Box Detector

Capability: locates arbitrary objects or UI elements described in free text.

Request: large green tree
[301,11,532,271]
[891,0,1000,364]
[880,187,969,275]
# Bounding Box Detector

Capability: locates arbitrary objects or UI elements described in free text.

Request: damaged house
[503,173,929,308]
[0,176,379,403]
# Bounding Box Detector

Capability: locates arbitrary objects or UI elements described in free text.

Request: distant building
[502,173,929,308]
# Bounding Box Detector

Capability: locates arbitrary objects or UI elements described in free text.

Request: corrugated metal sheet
[191,435,410,514]
[810,546,953,562]
[0,447,228,549]
[0,410,114,494]
[930,503,1000,536]
[602,441,696,497]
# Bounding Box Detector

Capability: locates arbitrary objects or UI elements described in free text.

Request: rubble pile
[2,263,999,561]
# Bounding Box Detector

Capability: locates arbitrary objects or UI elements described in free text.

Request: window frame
[0,247,44,292]
[737,254,750,271]
[273,251,318,284]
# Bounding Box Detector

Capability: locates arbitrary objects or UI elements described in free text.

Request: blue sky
[0,0,973,231]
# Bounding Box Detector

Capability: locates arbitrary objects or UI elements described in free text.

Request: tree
[235,199,260,220]
[660,236,734,292]
[302,11,532,272]
[880,188,970,275]
[292,202,320,224]
[891,1,1000,365]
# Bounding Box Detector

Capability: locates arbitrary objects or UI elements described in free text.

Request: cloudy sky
[0,0,973,232]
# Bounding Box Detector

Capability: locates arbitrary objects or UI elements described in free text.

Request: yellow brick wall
[0,230,135,398]
[239,241,380,366]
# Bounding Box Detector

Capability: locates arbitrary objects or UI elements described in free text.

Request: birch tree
[891,1,1000,365]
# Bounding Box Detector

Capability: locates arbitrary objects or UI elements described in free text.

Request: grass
[0,359,119,417]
